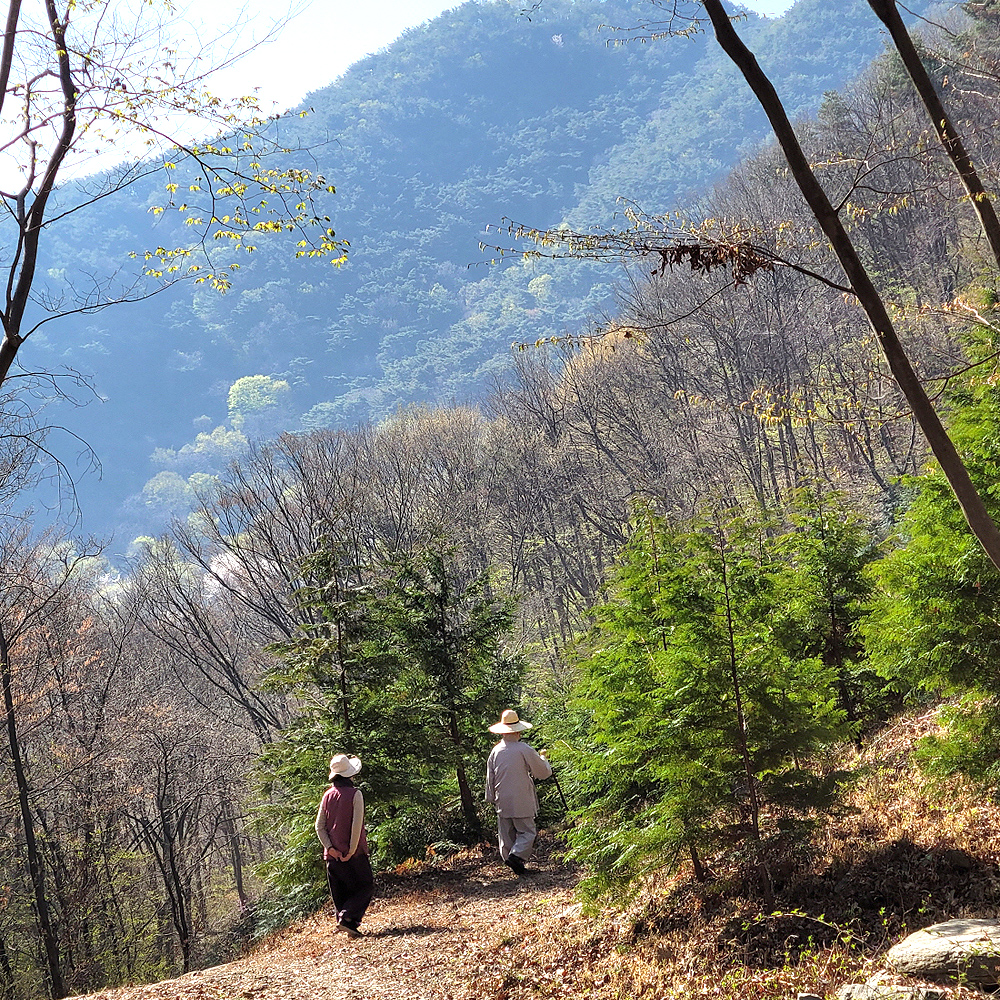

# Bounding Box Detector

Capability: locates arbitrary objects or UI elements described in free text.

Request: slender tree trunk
[220,795,248,909]
[449,708,482,839]
[689,842,708,882]
[824,570,862,739]
[455,760,481,840]
[716,536,760,842]
[0,2,23,118]
[866,0,1000,270]
[717,530,774,910]
[336,617,350,733]
[0,931,14,1000]
[646,513,671,652]
[0,625,65,999]
[0,0,77,388]
[702,0,1000,571]
[160,808,192,974]
[138,788,193,974]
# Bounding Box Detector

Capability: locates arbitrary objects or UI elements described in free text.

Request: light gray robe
[484,738,552,818]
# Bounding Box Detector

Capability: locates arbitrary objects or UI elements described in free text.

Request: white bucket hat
[328,754,362,779]
[489,709,533,734]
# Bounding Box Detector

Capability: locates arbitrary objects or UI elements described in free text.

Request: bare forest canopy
[16,0,918,548]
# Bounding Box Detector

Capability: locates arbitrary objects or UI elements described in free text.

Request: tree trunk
[702,0,1000,572]
[717,543,775,911]
[716,534,760,843]
[455,760,481,841]
[336,616,350,733]
[689,842,708,882]
[221,796,249,910]
[450,703,481,839]
[866,0,1000,270]
[0,625,66,998]
[0,932,14,1000]
[0,0,78,388]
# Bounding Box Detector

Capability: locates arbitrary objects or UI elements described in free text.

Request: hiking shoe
[338,921,365,938]
[505,855,527,875]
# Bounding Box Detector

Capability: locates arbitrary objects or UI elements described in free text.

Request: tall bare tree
[0,0,346,388]
[0,525,99,998]
[698,0,1000,568]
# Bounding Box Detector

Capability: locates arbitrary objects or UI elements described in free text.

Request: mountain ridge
[21,0,926,547]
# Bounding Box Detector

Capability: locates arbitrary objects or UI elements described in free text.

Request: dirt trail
[80,843,583,1000]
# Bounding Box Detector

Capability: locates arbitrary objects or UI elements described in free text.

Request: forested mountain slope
[12,4,1000,997]
[27,0,921,546]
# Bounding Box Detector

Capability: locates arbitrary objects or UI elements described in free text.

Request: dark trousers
[325,853,374,929]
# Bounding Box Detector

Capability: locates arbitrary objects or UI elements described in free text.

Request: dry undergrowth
[468,708,1000,1000]
[78,709,1000,1000]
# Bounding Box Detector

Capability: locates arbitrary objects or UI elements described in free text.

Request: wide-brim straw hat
[489,709,533,734]
[328,754,362,779]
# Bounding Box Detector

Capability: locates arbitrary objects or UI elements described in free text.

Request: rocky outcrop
[833,983,944,1000]
[884,919,1000,985]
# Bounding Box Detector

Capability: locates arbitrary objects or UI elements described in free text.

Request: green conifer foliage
[775,489,881,729]
[863,318,1000,788]
[257,540,521,911]
[257,541,424,913]
[559,506,849,900]
[371,545,523,843]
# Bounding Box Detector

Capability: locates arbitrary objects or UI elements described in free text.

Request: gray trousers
[497,815,537,862]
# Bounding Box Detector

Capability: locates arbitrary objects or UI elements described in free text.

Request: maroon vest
[320,782,369,856]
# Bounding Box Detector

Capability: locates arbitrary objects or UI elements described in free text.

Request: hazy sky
[208,0,798,114]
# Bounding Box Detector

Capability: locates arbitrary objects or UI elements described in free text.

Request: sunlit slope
[27,0,919,542]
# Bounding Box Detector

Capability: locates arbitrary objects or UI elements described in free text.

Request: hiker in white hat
[315,754,373,937]
[484,709,552,875]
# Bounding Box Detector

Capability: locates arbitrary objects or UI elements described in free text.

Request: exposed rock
[835,985,945,1000]
[886,918,1000,985]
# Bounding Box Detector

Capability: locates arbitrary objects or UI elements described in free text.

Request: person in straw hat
[484,709,552,875]
[315,754,373,938]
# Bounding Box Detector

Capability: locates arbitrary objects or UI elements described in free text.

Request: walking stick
[547,739,580,816]
[547,766,569,814]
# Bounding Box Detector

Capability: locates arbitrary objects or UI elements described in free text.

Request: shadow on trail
[367,924,445,939]
[372,835,578,907]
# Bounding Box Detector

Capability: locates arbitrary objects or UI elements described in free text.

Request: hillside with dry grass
[74,710,1000,1000]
